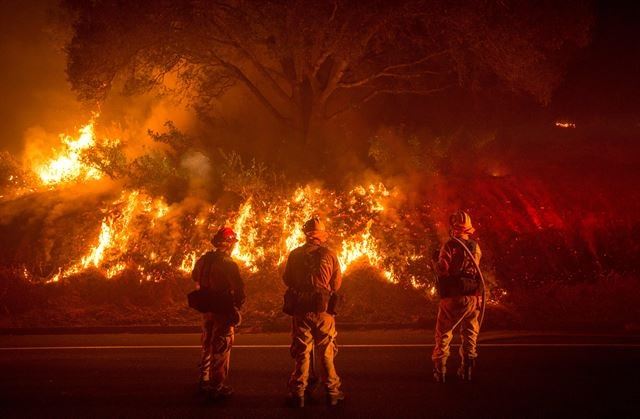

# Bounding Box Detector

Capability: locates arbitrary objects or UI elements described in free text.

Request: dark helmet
[212,227,238,247]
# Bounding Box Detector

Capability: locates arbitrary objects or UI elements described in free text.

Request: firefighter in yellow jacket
[192,227,245,399]
[432,211,482,383]
[283,216,344,407]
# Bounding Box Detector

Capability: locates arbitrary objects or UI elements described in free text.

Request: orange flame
[29,117,411,287]
[35,120,109,186]
[231,199,265,273]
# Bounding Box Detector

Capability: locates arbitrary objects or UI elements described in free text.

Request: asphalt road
[1,330,639,418]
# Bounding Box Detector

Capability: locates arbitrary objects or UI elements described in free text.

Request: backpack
[283,245,331,315]
[437,239,481,298]
[187,252,235,314]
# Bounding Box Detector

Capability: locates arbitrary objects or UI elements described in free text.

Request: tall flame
[35,121,104,186]
[31,118,410,287]
[231,199,264,273]
[338,220,396,282]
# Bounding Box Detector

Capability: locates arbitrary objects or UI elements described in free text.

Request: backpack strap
[451,236,487,328]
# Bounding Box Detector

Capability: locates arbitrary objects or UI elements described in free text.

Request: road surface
[1,330,638,418]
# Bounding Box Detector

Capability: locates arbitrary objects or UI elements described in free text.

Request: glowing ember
[555,121,576,128]
[106,262,127,278]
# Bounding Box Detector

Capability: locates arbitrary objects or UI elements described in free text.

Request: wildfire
[26,117,423,289]
[82,191,138,270]
[179,252,197,274]
[279,186,322,263]
[53,190,171,281]
[35,119,111,186]
[337,220,396,282]
[231,199,265,273]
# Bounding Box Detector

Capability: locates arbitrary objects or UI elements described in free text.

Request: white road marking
[0,343,639,350]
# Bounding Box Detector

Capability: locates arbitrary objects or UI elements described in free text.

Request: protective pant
[289,312,341,397]
[200,313,234,388]
[432,296,480,372]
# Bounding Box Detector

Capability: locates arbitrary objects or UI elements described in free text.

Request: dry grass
[1,266,638,332]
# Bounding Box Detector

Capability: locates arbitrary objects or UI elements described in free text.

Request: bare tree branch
[329,0,338,23]
[211,53,289,122]
[326,84,454,120]
[338,50,452,88]
[211,15,293,104]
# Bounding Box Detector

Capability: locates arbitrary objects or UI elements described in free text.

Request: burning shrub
[1,114,639,330]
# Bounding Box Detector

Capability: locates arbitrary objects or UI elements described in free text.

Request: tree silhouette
[64,0,591,142]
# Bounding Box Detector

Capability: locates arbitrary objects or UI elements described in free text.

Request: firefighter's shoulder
[289,245,307,257]
[442,239,457,249]
[223,253,241,267]
[196,250,214,263]
[318,245,338,260]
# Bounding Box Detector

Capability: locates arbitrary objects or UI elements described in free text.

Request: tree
[64,0,591,143]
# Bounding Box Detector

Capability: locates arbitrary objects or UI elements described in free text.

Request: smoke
[0,0,85,155]
[181,151,212,195]
[0,181,117,272]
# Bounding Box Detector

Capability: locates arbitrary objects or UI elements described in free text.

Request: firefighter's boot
[288,394,305,408]
[433,359,447,383]
[327,390,345,407]
[457,358,475,381]
[206,384,233,402]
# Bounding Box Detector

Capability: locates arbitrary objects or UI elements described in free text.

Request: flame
[56,190,153,280]
[35,121,105,186]
[279,186,319,263]
[45,178,404,285]
[106,262,127,278]
[337,220,396,282]
[231,199,264,273]
[23,118,414,287]
[179,251,197,274]
[555,121,576,128]
[82,191,138,269]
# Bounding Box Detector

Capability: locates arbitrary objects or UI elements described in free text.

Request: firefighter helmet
[303,216,328,242]
[212,227,238,247]
[449,211,475,235]
[302,216,326,233]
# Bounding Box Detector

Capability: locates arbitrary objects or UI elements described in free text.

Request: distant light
[555,121,576,128]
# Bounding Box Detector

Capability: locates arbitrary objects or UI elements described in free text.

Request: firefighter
[283,216,344,407]
[432,211,482,383]
[192,227,245,400]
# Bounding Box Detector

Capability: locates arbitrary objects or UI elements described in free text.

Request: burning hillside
[1,113,639,330]
[1,117,435,294]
